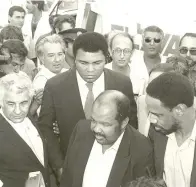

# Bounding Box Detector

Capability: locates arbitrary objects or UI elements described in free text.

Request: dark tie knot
[86,83,93,91]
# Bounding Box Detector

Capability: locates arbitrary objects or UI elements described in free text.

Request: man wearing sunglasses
[179,33,196,70]
[131,25,166,95]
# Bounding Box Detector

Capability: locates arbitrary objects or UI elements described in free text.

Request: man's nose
[14,105,21,115]
[150,39,154,45]
[120,51,125,58]
[87,64,94,72]
[187,50,191,57]
[13,65,20,73]
[149,113,158,124]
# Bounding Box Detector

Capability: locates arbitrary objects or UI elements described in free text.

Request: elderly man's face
[9,11,25,28]
[111,35,133,68]
[91,102,124,147]
[146,94,180,135]
[179,36,196,66]
[75,49,106,83]
[42,42,65,74]
[142,31,163,57]
[2,90,31,123]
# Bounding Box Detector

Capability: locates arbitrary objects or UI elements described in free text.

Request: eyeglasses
[113,48,132,55]
[144,38,161,44]
[179,47,196,56]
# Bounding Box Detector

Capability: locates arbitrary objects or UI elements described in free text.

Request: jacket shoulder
[46,69,73,87]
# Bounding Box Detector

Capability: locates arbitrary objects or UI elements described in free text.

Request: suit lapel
[104,68,114,90]
[190,142,196,187]
[28,115,47,168]
[66,69,85,117]
[106,128,132,187]
[154,132,168,177]
[0,114,42,166]
[73,132,95,187]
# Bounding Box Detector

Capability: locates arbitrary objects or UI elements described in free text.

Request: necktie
[84,83,94,119]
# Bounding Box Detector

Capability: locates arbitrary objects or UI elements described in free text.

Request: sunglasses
[179,47,196,56]
[144,38,161,44]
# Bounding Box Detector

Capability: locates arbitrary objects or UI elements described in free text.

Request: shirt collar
[76,70,104,87]
[167,120,196,142]
[109,131,125,151]
[41,66,66,77]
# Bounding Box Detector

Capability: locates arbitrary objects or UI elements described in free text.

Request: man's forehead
[44,42,63,52]
[12,11,25,17]
[143,31,162,38]
[112,35,133,48]
[180,36,196,48]
[146,95,163,108]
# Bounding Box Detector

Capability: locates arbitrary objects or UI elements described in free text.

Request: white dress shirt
[130,50,167,95]
[0,109,45,166]
[163,121,196,187]
[76,71,105,108]
[33,66,68,91]
[82,132,124,187]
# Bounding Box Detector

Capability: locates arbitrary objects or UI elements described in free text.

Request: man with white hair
[0,73,50,187]
[32,34,68,114]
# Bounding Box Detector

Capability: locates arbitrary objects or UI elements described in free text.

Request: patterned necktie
[84,83,94,119]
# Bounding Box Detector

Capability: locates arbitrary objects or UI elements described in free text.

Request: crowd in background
[0,1,196,187]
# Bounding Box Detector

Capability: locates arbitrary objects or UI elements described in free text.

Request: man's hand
[55,168,63,186]
[34,89,44,105]
[53,121,60,136]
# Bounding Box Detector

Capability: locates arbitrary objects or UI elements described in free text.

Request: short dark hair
[31,0,44,11]
[8,6,25,17]
[54,14,75,32]
[146,72,194,109]
[124,177,166,187]
[149,63,174,76]
[94,90,131,123]
[109,32,134,50]
[0,26,24,43]
[73,32,108,58]
[179,33,196,47]
[1,39,28,59]
[143,25,164,38]
[166,55,189,76]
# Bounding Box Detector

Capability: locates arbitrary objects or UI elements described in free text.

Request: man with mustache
[146,72,196,187]
[60,90,154,187]
[179,33,196,70]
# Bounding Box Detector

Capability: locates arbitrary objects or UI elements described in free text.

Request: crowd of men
[0,1,196,187]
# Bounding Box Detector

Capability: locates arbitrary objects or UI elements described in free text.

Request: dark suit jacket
[38,68,137,168]
[60,119,154,187]
[0,114,50,187]
[149,126,196,187]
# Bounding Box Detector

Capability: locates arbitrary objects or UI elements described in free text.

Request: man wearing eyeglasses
[131,26,167,95]
[179,33,196,70]
[105,32,141,95]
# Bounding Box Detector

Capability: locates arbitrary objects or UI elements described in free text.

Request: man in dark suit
[60,90,154,187]
[0,73,50,187]
[146,72,196,187]
[38,32,137,172]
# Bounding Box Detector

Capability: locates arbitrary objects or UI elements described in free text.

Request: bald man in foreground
[60,90,154,187]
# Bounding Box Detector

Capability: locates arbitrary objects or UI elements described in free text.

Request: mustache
[93,131,105,138]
